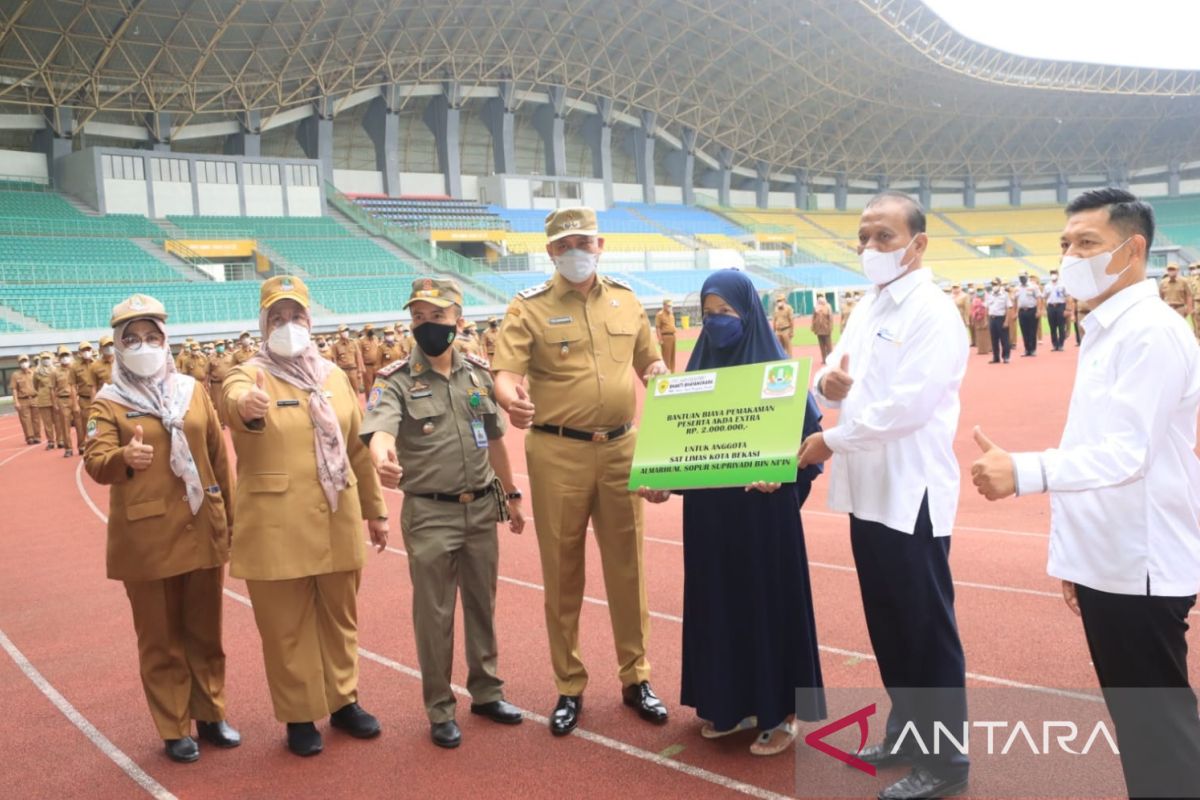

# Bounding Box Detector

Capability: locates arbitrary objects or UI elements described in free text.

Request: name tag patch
[549,316,573,325]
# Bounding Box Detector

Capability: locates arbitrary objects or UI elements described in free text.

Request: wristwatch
[505,490,523,501]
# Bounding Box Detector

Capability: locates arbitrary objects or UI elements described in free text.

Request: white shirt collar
[878,267,931,305]
[1083,279,1157,332]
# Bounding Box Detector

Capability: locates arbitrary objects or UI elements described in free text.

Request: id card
[470,418,488,448]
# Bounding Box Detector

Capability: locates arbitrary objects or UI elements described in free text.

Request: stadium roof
[1,0,1199,181]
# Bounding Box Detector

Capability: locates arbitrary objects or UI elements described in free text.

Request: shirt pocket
[405,396,445,421]
[127,498,167,521]
[243,473,290,494]
[605,319,637,362]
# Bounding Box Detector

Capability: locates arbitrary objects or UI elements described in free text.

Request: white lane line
[0,629,178,800]
[375,545,1102,701]
[78,472,792,800]
[0,444,36,468]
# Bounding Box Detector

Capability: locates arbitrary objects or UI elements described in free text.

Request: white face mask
[19,361,29,370]
[860,238,916,286]
[553,249,599,283]
[340,330,349,340]
[1060,238,1132,302]
[102,345,114,357]
[59,356,72,367]
[269,322,311,358]
[122,345,166,378]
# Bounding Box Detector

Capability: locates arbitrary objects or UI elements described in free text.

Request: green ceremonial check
[629,358,812,491]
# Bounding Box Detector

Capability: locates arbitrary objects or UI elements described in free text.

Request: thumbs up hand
[238,368,271,423]
[820,354,854,402]
[123,424,155,470]
[369,434,404,489]
[507,383,536,430]
[970,425,1016,501]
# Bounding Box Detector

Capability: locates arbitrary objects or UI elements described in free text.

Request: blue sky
[922,0,1200,70]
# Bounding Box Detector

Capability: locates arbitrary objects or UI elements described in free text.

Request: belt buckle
[591,431,609,443]
[457,492,474,504]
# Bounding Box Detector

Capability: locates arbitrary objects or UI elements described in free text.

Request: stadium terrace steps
[0,236,183,284]
[0,304,47,332]
[166,215,350,239]
[129,239,214,282]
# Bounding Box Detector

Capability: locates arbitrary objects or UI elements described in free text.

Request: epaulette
[376,359,408,379]
[517,281,552,299]
[464,352,491,370]
[601,275,633,291]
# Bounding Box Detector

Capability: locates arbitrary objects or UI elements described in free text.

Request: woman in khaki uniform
[223,275,389,757]
[84,294,240,763]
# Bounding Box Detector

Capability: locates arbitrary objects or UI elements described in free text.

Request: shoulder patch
[464,353,491,370]
[601,275,633,291]
[376,359,408,379]
[517,281,552,300]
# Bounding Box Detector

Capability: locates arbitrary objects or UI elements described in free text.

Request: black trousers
[988,316,1011,362]
[1046,303,1067,349]
[1075,584,1200,799]
[1017,307,1039,354]
[850,496,970,781]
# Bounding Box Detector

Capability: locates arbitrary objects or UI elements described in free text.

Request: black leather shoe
[63,448,72,457]
[550,695,582,736]
[330,702,381,739]
[853,741,912,769]
[430,720,462,749]
[196,720,241,748]
[45,442,54,450]
[877,766,968,800]
[622,681,669,725]
[164,736,199,763]
[286,722,323,756]
[469,699,524,725]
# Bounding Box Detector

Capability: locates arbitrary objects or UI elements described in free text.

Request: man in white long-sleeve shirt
[972,188,1200,798]
[799,191,970,800]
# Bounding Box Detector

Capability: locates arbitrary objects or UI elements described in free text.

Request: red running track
[0,337,1196,800]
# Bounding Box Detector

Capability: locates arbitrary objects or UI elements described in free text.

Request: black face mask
[413,321,457,357]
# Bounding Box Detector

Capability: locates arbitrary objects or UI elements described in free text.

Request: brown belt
[533,422,631,443]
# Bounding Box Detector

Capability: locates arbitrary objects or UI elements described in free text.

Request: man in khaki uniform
[174,338,191,371]
[207,339,234,428]
[379,327,405,367]
[491,206,670,736]
[9,355,38,444]
[362,277,526,748]
[223,276,388,757]
[52,345,80,456]
[33,351,58,449]
[481,316,500,361]
[454,318,482,358]
[332,323,365,392]
[358,324,382,391]
[1188,264,1200,341]
[184,341,208,384]
[951,284,971,343]
[231,331,255,366]
[810,294,834,364]
[392,322,413,359]
[72,341,97,449]
[772,292,795,355]
[654,299,677,372]
[840,291,859,332]
[1160,263,1193,319]
[89,335,115,392]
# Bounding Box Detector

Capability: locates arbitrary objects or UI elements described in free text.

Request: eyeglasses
[120,333,165,350]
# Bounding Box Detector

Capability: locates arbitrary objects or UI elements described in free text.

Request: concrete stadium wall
[0,149,48,181]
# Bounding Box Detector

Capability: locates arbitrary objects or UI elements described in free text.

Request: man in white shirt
[1044,269,1069,351]
[799,191,970,800]
[972,188,1200,798]
[1014,273,1041,357]
[984,278,1013,363]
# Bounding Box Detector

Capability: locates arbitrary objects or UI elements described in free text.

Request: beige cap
[110,294,167,327]
[404,276,464,309]
[260,275,310,309]
[544,206,599,243]
[337,323,349,333]
[78,340,92,351]
[99,335,113,347]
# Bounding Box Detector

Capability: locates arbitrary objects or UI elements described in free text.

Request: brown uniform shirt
[811,306,833,336]
[481,327,500,358]
[33,367,55,406]
[360,349,506,495]
[52,365,76,407]
[10,369,35,401]
[358,336,382,367]
[454,332,482,358]
[221,364,386,581]
[84,386,233,581]
[207,352,234,385]
[184,353,209,383]
[492,272,658,430]
[231,346,256,366]
[655,309,677,337]
[1160,276,1192,308]
[332,338,364,373]
[72,360,96,400]
[88,358,114,392]
[772,303,795,333]
[379,341,405,366]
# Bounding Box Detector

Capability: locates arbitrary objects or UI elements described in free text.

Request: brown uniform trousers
[207,353,234,427]
[1160,276,1192,318]
[811,307,833,364]
[773,304,794,355]
[223,365,386,722]
[493,273,658,695]
[72,361,95,448]
[10,370,37,441]
[52,366,77,450]
[88,357,114,393]
[32,369,57,445]
[332,339,364,394]
[84,387,233,739]
[358,337,381,394]
[655,309,677,372]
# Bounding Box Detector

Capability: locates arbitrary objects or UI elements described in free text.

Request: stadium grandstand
[0,0,1198,366]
